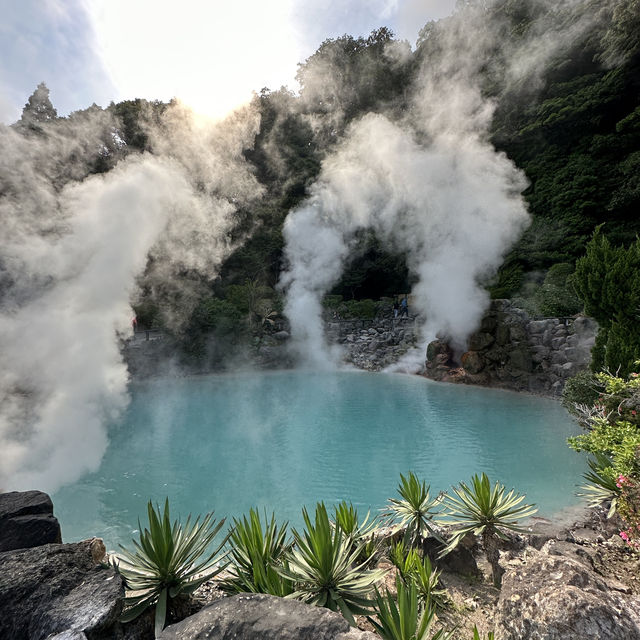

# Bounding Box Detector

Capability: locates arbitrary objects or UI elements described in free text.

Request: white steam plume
[0,102,261,492]
[279,3,532,369]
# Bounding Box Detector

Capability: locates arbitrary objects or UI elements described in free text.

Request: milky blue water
[53,370,585,549]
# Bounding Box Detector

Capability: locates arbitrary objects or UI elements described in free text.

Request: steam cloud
[0,103,261,492]
[280,0,604,369]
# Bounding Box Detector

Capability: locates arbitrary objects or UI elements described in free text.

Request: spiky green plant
[440,474,537,587]
[279,502,387,626]
[114,499,228,638]
[389,542,448,611]
[221,508,294,596]
[472,626,495,640]
[386,472,444,548]
[577,453,620,517]
[332,501,380,565]
[367,576,453,640]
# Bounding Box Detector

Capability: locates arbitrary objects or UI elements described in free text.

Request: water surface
[53,370,585,549]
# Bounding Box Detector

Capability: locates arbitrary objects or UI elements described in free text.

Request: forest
[6,0,640,369]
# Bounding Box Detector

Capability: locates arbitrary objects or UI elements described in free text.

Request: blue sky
[0,0,456,123]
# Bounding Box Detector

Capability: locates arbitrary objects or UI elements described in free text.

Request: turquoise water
[53,370,585,549]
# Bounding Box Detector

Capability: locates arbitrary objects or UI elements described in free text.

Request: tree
[19,82,57,127]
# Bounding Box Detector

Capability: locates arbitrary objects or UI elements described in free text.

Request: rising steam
[0,103,261,492]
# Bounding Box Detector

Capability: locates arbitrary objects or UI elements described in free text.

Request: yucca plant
[221,508,294,596]
[332,501,380,565]
[472,626,495,640]
[279,502,387,626]
[386,472,444,548]
[114,499,228,638]
[577,453,620,517]
[367,576,453,640]
[390,542,448,611]
[440,473,537,587]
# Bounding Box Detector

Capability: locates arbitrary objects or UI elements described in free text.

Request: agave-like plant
[390,541,448,611]
[472,626,495,640]
[440,473,537,587]
[221,508,294,596]
[114,499,228,638]
[577,453,620,517]
[367,576,454,640]
[279,502,387,626]
[332,501,380,565]
[386,472,444,548]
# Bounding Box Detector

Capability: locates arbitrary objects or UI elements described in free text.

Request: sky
[0,0,457,124]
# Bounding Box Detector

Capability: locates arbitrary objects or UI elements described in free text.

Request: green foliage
[562,371,602,412]
[573,229,640,376]
[535,263,582,317]
[221,509,293,597]
[577,453,620,516]
[389,542,448,611]
[472,627,495,640]
[279,503,386,626]
[332,501,380,565]
[440,474,536,587]
[387,473,443,548]
[114,499,228,637]
[367,576,452,640]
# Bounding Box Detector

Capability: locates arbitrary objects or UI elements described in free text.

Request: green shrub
[562,371,602,413]
[221,508,293,597]
[439,474,536,587]
[279,503,386,626]
[114,499,228,637]
[386,472,443,548]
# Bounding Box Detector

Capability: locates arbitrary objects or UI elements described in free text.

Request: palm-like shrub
[387,472,443,548]
[221,508,294,596]
[368,576,453,640]
[472,627,495,640]
[279,502,387,626]
[114,499,228,638]
[332,501,380,565]
[577,453,620,517]
[440,474,537,587]
[390,542,448,611]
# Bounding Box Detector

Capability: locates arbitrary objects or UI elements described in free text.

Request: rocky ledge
[425,299,598,396]
[2,491,640,639]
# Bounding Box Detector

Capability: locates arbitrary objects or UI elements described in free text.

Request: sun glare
[85,0,302,119]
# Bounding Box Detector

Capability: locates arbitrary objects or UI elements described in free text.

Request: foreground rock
[0,490,62,551]
[497,541,640,639]
[159,593,377,640]
[0,538,124,640]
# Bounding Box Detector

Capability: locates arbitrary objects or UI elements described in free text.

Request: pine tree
[19,82,57,127]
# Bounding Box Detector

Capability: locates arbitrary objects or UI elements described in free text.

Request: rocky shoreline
[2,490,639,639]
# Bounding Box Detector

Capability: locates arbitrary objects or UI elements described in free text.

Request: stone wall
[326,316,418,371]
[425,299,598,396]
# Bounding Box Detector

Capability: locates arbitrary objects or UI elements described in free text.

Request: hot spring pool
[53,370,585,549]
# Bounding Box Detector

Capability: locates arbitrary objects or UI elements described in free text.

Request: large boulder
[496,544,640,639]
[0,539,124,640]
[0,490,62,551]
[159,593,377,640]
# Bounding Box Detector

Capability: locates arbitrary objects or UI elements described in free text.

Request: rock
[426,339,452,364]
[467,332,494,351]
[0,491,62,552]
[496,548,640,640]
[0,540,124,640]
[273,330,290,341]
[509,348,533,373]
[461,350,485,374]
[159,593,378,640]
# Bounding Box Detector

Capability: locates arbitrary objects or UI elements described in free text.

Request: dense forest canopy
[3,0,640,358]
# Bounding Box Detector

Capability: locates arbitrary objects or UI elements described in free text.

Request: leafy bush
[562,371,602,412]
[332,501,380,565]
[114,499,228,637]
[279,502,386,625]
[386,472,443,548]
[439,474,536,587]
[535,263,582,317]
[221,508,293,597]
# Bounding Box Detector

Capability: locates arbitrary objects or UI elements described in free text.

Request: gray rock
[0,491,62,552]
[273,330,290,341]
[497,548,640,640]
[0,539,124,640]
[159,593,377,640]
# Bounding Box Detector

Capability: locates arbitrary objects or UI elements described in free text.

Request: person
[393,298,399,318]
[400,295,408,318]
[132,316,138,331]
